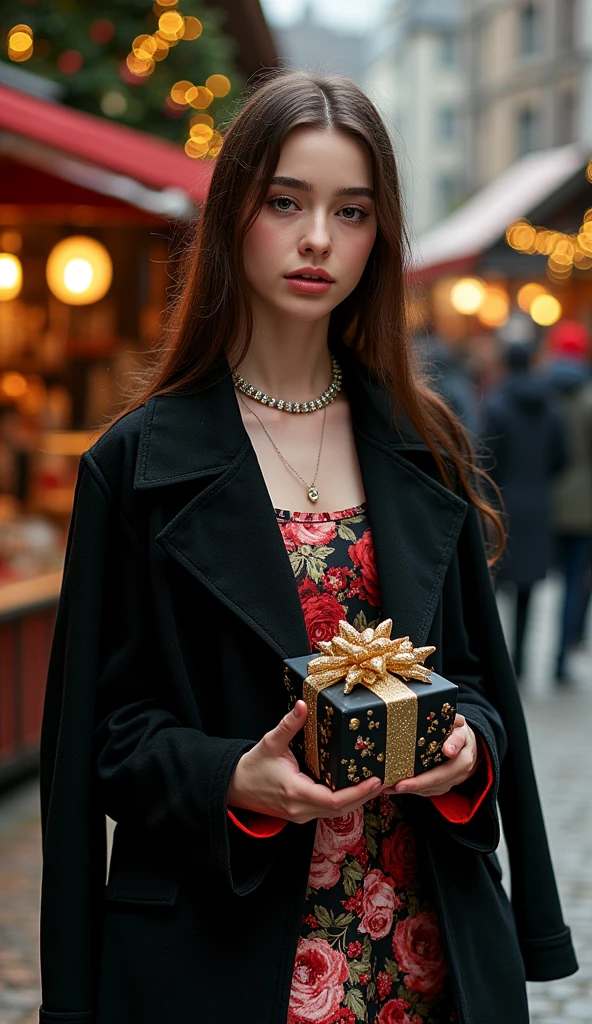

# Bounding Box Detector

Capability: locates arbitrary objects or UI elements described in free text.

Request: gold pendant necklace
[239,397,327,504]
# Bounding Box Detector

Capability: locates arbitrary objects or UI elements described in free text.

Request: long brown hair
[114,69,504,558]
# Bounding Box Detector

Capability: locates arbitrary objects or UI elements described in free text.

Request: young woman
[39,71,576,1024]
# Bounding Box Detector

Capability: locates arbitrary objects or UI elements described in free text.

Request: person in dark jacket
[482,340,569,678]
[542,320,592,680]
[38,71,577,1024]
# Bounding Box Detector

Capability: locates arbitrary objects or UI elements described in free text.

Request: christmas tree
[0,0,241,150]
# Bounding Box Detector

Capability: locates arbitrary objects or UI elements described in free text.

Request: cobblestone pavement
[0,576,590,1023]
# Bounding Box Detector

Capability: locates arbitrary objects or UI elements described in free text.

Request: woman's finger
[261,701,307,757]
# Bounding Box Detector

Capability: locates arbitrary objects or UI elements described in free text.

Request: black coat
[39,344,577,1024]
[482,371,569,587]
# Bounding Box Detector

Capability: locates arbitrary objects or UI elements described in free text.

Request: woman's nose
[298,214,332,257]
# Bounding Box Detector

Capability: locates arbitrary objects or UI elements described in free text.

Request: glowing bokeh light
[46,237,112,305]
[190,123,213,141]
[183,17,203,40]
[190,113,214,129]
[186,86,213,109]
[477,286,510,328]
[531,294,562,326]
[171,79,193,104]
[2,373,27,398]
[517,282,546,313]
[158,11,185,39]
[0,254,22,301]
[450,278,486,315]
[206,74,231,97]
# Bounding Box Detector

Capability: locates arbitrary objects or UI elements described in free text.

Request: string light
[206,74,231,98]
[7,24,33,62]
[0,254,23,301]
[450,278,486,315]
[531,294,562,326]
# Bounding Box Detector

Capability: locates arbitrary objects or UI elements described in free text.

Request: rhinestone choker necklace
[232,356,342,413]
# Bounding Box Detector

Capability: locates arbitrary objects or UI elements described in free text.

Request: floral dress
[275,504,457,1024]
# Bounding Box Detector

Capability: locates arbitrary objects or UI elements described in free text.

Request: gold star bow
[307,618,436,694]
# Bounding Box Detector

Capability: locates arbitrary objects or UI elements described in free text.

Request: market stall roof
[411,143,589,280]
[0,84,213,218]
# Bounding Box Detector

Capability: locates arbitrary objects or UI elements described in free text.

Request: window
[559,0,577,51]
[439,107,456,141]
[441,32,456,67]
[520,2,541,56]
[517,107,539,155]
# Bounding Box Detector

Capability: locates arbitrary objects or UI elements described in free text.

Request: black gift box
[283,652,458,791]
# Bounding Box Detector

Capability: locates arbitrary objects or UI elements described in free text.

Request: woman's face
[242,127,377,322]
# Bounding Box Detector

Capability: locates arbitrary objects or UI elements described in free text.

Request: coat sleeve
[443,499,577,981]
[422,500,507,853]
[39,454,286,1021]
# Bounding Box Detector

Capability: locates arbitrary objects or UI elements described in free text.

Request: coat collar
[134,344,468,659]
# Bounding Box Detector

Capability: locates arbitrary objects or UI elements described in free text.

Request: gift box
[283,619,458,791]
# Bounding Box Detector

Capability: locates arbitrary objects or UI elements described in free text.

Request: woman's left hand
[382,713,481,798]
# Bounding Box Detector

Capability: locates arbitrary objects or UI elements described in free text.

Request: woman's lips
[284,277,333,294]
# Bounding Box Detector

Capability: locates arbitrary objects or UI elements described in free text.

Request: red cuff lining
[227,807,287,838]
[429,735,494,824]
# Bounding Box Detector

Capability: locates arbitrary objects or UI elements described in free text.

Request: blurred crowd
[419,316,592,684]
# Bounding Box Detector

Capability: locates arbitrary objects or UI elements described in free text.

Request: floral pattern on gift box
[276,505,457,1024]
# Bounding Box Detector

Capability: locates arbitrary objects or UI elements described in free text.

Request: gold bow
[307,618,436,694]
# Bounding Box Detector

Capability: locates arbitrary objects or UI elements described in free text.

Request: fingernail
[371,779,382,791]
[446,744,455,753]
[395,785,408,794]
[293,703,302,718]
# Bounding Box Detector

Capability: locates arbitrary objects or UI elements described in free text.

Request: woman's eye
[268,196,297,213]
[339,206,367,222]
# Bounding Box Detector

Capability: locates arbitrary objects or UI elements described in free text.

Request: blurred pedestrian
[482,338,569,679]
[542,320,592,681]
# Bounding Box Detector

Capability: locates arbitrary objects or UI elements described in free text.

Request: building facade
[365,0,468,237]
[466,0,592,187]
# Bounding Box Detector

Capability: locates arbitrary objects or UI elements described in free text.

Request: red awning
[0,84,213,206]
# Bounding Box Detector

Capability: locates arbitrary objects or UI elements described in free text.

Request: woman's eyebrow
[270,176,374,200]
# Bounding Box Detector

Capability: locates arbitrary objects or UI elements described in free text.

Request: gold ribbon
[303,619,436,787]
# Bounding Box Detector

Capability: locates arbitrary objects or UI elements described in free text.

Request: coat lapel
[133,350,468,658]
[134,374,310,659]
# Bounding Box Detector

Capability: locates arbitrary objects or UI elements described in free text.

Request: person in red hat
[544,319,592,680]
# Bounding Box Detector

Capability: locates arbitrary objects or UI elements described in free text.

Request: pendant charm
[308,486,319,503]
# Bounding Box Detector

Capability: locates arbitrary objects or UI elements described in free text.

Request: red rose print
[280,519,337,552]
[392,912,447,1000]
[321,565,352,595]
[351,837,369,870]
[380,823,418,889]
[307,847,342,890]
[299,587,344,649]
[287,937,349,1024]
[347,940,362,959]
[376,971,393,1000]
[298,578,319,602]
[358,868,397,941]
[303,914,319,930]
[314,808,364,863]
[377,999,417,1024]
[348,529,381,606]
[342,887,364,917]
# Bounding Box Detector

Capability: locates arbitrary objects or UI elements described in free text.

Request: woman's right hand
[226,700,383,824]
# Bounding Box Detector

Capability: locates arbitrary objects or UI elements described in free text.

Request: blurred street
[0,576,589,1023]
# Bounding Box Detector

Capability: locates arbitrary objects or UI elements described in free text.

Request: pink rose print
[314,808,364,863]
[298,581,344,649]
[347,529,381,606]
[287,937,349,1024]
[280,519,337,552]
[307,848,342,890]
[358,868,397,941]
[377,999,422,1024]
[380,823,418,889]
[392,912,448,999]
